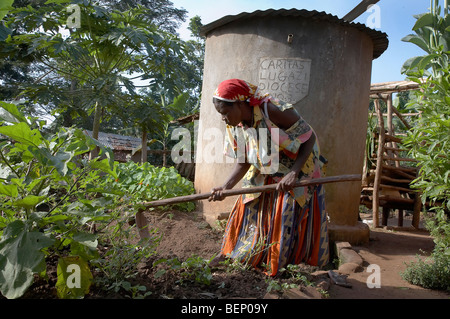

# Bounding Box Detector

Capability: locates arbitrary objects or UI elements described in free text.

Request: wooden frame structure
[361,80,423,228]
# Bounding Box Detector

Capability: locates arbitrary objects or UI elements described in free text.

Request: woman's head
[213,79,258,104]
[212,79,259,126]
[213,98,247,127]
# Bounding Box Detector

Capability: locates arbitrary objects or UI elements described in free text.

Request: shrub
[401,253,450,291]
[0,101,117,299]
[103,161,196,212]
[401,0,450,290]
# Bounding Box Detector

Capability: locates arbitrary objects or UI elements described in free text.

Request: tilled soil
[14,209,450,301]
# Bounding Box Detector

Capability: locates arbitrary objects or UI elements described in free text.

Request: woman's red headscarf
[213,79,267,106]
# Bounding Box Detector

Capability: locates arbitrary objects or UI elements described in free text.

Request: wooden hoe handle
[136,174,361,239]
[142,174,362,208]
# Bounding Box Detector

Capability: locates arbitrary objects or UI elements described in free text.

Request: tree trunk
[90,101,101,159]
[141,127,148,163]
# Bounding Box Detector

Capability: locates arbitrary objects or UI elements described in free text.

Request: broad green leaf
[0,101,28,123]
[44,0,71,4]
[0,122,43,148]
[401,34,431,53]
[418,53,439,70]
[13,195,46,209]
[0,183,18,197]
[0,23,11,41]
[0,220,54,299]
[0,0,13,21]
[413,13,435,31]
[55,256,93,299]
[88,158,117,179]
[72,232,98,250]
[401,56,425,74]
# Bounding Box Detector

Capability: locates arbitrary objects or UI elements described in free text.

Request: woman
[208,79,330,276]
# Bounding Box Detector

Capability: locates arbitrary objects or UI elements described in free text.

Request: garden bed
[19,209,320,299]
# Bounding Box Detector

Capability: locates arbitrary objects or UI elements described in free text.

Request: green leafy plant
[105,161,196,212]
[401,252,450,291]
[2,0,190,149]
[0,101,116,299]
[92,210,160,298]
[154,255,214,286]
[400,0,450,290]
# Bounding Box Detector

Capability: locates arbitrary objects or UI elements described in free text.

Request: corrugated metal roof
[84,130,147,151]
[200,8,388,59]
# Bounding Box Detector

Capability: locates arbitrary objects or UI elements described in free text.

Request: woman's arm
[265,102,300,130]
[208,162,251,201]
[265,102,316,192]
[277,133,315,192]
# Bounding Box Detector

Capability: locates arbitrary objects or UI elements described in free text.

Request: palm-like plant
[3,0,188,155]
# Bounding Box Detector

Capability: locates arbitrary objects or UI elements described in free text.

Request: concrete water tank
[194,9,388,244]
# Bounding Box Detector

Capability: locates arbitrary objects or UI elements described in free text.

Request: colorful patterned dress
[220,98,330,276]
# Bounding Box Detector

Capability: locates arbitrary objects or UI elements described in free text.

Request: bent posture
[209,79,330,276]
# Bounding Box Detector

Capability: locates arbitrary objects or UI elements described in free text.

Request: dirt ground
[15,208,450,300]
[137,209,450,300]
[328,212,449,299]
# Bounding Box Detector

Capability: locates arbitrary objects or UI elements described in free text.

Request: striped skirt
[220,183,330,276]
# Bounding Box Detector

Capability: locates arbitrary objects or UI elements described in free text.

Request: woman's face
[214,100,242,127]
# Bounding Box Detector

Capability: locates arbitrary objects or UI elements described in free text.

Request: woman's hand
[277,171,298,192]
[208,187,226,201]
[208,162,251,202]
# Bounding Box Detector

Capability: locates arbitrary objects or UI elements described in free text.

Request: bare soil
[17,209,450,301]
[329,212,450,299]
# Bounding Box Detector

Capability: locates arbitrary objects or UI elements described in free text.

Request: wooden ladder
[361,94,422,228]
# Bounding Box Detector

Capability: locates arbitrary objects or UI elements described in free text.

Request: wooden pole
[373,99,385,228]
[343,0,380,21]
[142,174,362,208]
[391,105,412,130]
[412,168,423,229]
[135,174,362,239]
[386,94,393,164]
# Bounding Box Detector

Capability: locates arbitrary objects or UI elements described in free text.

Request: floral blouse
[224,98,327,207]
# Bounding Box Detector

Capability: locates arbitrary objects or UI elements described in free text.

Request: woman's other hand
[209,187,226,201]
[277,171,298,192]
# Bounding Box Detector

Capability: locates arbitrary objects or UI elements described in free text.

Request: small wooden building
[83,130,148,163]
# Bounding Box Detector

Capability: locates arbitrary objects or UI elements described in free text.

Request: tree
[3,0,189,157]
[99,0,188,35]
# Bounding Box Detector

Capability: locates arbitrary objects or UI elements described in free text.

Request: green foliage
[0,100,196,299]
[154,255,213,286]
[0,0,13,22]
[92,209,159,299]
[265,264,314,294]
[0,219,54,299]
[1,1,195,143]
[106,161,195,212]
[401,253,450,291]
[56,256,93,299]
[401,2,450,78]
[401,0,450,290]
[0,100,116,298]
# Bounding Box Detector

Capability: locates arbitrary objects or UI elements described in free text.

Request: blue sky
[171,0,433,84]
